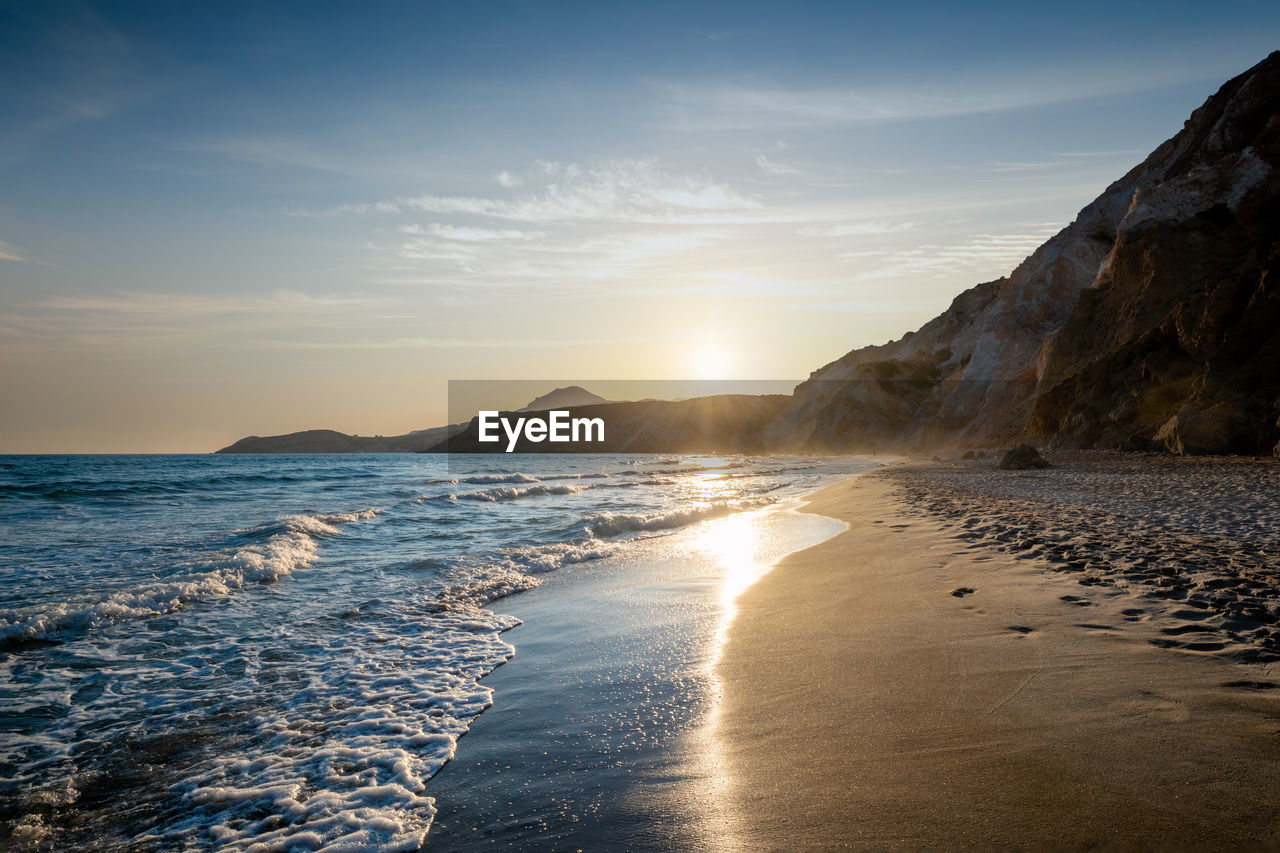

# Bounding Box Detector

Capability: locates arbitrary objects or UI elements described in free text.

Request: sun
[691,343,730,380]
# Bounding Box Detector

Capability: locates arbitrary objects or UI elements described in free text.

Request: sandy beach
[718,457,1280,849]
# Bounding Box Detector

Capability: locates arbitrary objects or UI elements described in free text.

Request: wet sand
[717,461,1280,849]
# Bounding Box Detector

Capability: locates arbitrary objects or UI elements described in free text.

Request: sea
[0,453,880,851]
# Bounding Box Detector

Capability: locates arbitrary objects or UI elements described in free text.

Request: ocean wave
[1,471,368,501]
[0,508,381,645]
[460,473,541,484]
[584,497,774,539]
[452,484,589,503]
[494,540,618,574]
[420,472,543,487]
[409,540,619,607]
[122,600,518,853]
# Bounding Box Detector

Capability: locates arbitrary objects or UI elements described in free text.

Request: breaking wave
[0,508,381,645]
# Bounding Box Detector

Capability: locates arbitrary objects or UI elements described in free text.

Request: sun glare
[692,343,730,379]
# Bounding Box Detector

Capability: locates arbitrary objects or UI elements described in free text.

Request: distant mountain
[768,51,1280,456]
[215,424,463,454]
[519,385,609,411]
[430,395,789,454]
[212,384,611,453]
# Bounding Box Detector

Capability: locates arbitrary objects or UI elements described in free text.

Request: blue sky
[2,1,1278,450]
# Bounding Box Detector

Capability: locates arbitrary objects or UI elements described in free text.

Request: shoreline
[419,470,862,850]
[717,463,1280,849]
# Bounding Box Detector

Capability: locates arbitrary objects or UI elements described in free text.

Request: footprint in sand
[1059,595,1092,607]
[950,587,976,598]
[1150,637,1228,652]
[1182,641,1228,652]
[1006,625,1035,634]
[1121,608,1146,621]
[1223,680,1279,690]
[1161,624,1213,636]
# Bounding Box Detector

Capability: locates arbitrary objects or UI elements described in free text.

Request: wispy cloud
[268,332,673,351]
[379,224,730,281]
[288,159,762,224]
[982,160,1069,173]
[399,224,542,241]
[798,221,917,237]
[846,225,1063,281]
[179,137,356,174]
[0,289,397,345]
[36,290,384,316]
[0,241,27,262]
[1048,148,1147,159]
[754,154,802,175]
[0,6,172,162]
[655,56,1244,132]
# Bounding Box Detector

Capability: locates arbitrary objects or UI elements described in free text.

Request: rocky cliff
[768,51,1280,456]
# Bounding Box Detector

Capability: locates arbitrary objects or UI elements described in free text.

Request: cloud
[399,159,759,224]
[658,81,1015,131]
[283,200,401,217]
[180,137,357,174]
[379,224,729,281]
[845,224,1063,280]
[494,170,522,187]
[755,154,802,175]
[0,241,27,262]
[268,332,671,351]
[655,55,1250,132]
[982,160,1069,173]
[798,221,917,237]
[30,289,387,322]
[0,6,172,162]
[399,224,542,241]
[1049,148,1147,159]
[0,289,417,352]
[295,159,762,224]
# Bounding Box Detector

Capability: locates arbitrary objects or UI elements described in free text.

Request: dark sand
[718,465,1280,850]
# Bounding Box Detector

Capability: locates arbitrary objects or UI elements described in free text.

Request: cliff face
[769,51,1280,456]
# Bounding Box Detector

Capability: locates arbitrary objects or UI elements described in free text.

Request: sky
[1,1,1278,452]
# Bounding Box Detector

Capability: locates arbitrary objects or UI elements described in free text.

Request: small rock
[961,450,975,459]
[997,444,1050,470]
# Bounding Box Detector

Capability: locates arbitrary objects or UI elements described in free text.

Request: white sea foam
[420,540,619,608]
[0,508,382,644]
[584,498,774,539]
[452,483,588,502]
[162,603,520,853]
[459,473,541,484]
[495,540,618,574]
